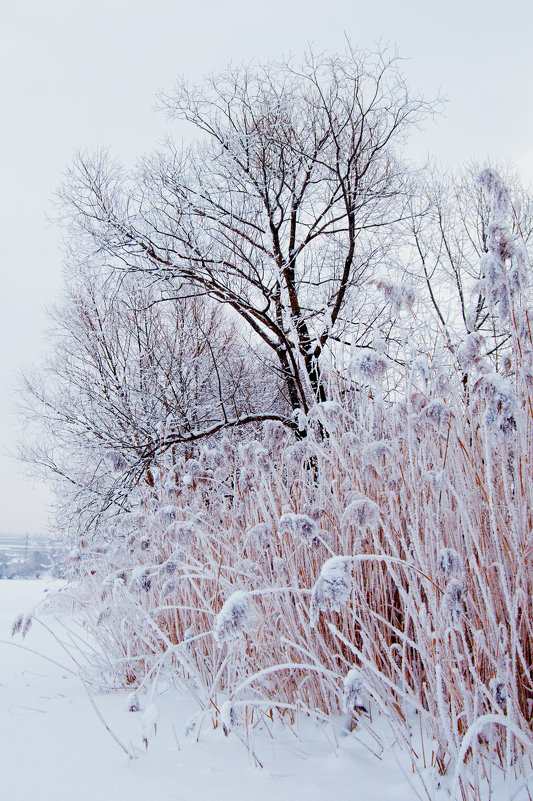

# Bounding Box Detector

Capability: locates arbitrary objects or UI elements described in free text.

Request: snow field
[1,579,424,801]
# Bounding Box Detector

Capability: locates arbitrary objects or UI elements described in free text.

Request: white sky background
[1,0,532,535]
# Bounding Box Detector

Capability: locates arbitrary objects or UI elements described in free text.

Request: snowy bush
[24,167,533,799]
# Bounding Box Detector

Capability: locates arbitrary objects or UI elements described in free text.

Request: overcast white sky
[1,0,532,534]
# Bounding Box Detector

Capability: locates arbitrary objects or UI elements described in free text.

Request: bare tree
[59,46,433,427]
[20,268,278,536]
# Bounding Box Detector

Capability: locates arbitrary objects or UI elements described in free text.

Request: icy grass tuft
[349,348,389,382]
[310,557,352,626]
[278,513,318,543]
[343,667,367,712]
[341,498,380,533]
[213,590,253,647]
[437,548,463,581]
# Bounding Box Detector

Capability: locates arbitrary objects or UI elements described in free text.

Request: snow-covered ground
[0,579,435,801]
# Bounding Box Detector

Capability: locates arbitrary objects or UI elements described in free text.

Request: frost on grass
[437,548,463,581]
[246,522,272,548]
[478,168,511,222]
[160,578,179,600]
[221,700,238,736]
[160,549,185,575]
[476,169,528,321]
[310,557,352,626]
[456,332,484,371]
[489,677,508,708]
[272,556,289,580]
[142,702,159,749]
[283,441,309,468]
[341,498,380,534]
[343,667,367,712]
[131,566,152,592]
[11,614,23,637]
[164,519,201,546]
[361,440,392,469]
[12,614,33,638]
[239,440,271,474]
[308,401,344,430]
[418,400,451,430]
[376,279,416,313]
[475,372,519,440]
[262,420,287,451]
[106,449,128,474]
[440,578,467,629]
[126,691,140,712]
[213,590,253,647]
[349,348,389,383]
[183,625,194,652]
[96,606,112,625]
[155,505,179,526]
[279,513,318,544]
